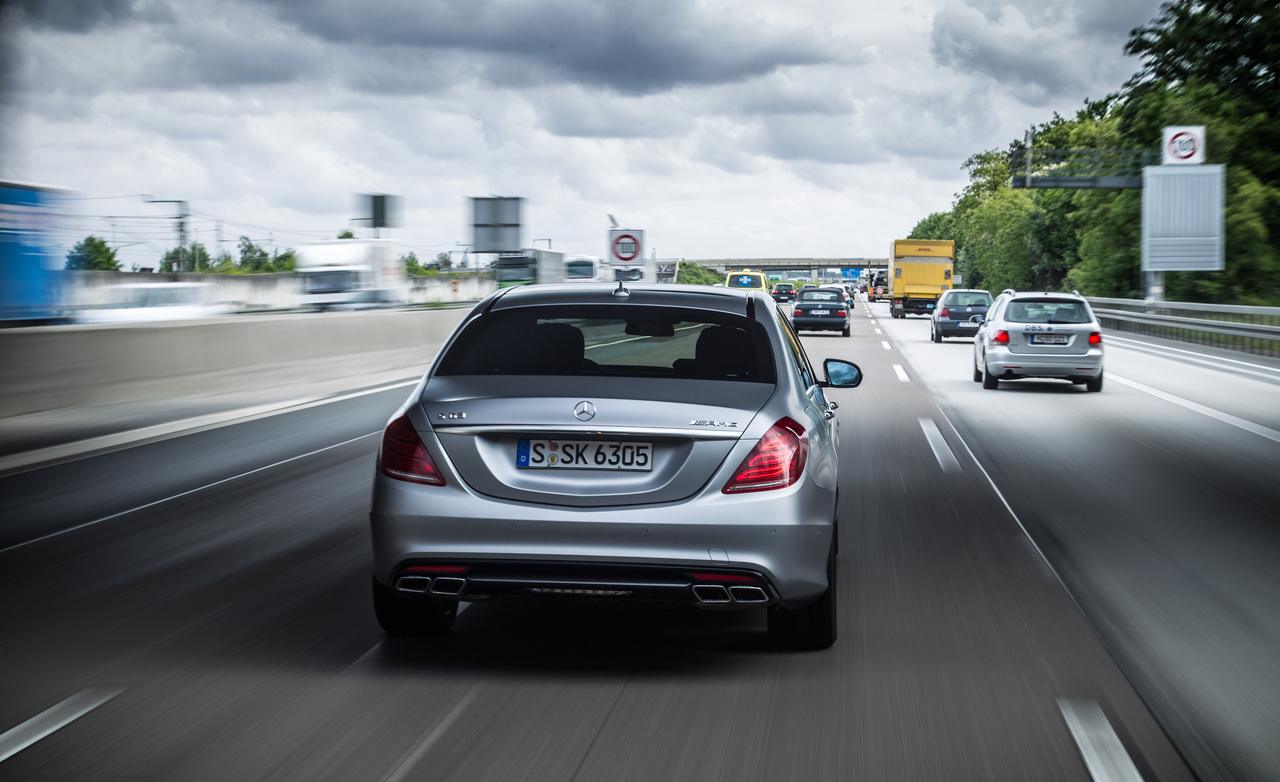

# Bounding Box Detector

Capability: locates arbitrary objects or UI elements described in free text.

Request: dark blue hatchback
[930,289,992,341]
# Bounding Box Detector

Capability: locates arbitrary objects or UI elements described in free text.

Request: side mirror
[823,359,862,388]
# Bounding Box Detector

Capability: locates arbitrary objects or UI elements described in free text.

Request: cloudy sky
[0,0,1162,265]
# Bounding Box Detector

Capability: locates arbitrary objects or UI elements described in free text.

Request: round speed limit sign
[612,233,639,262]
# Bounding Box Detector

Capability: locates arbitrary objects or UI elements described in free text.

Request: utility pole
[146,197,189,271]
[533,238,552,249]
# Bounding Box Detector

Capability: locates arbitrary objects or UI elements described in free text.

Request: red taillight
[688,572,760,584]
[403,564,468,575]
[835,309,846,317]
[939,307,950,318]
[793,307,804,317]
[1088,332,1102,345]
[379,415,445,486]
[722,417,808,494]
[992,329,1010,345]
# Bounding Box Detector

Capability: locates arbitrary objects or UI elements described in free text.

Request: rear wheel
[769,545,837,650]
[982,362,999,389]
[372,577,457,636]
[931,325,942,343]
[972,361,983,382]
[1086,372,1104,392]
[842,323,851,337]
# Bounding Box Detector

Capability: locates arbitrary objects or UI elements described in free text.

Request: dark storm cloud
[7,0,167,33]
[261,0,839,95]
[929,0,1162,105]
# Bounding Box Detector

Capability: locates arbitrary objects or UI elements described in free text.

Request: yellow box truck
[888,239,954,318]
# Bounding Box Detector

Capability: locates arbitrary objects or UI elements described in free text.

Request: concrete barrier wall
[0,308,472,418]
[59,270,497,310]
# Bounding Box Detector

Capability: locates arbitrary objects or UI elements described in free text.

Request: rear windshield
[436,306,776,383]
[774,284,794,291]
[944,292,992,307]
[726,274,765,288]
[1005,299,1091,324]
[799,290,842,302]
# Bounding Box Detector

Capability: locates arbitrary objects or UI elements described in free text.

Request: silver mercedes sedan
[370,283,863,649]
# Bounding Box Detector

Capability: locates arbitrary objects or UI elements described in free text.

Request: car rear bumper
[935,320,982,336]
[370,476,834,607]
[791,317,846,331]
[984,347,1103,378]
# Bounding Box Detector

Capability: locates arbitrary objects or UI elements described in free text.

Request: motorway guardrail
[1086,297,1280,357]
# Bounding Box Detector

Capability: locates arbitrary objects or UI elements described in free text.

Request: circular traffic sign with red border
[1168,131,1198,161]
[612,233,640,262]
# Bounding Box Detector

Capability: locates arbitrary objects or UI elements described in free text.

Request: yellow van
[724,270,769,293]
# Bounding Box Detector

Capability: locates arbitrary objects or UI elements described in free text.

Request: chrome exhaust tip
[430,576,467,596]
[395,575,432,594]
[729,585,768,603]
[692,584,731,603]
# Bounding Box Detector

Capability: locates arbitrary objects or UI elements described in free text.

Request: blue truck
[0,181,62,322]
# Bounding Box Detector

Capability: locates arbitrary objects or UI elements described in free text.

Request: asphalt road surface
[2,296,1276,780]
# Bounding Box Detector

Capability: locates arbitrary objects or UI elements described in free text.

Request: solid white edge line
[1105,336,1280,382]
[381,687,479,782]
[0,431,380,555]
[0,378,420,477]
[933,409,1058,572]
[881,341,892,350]
[917,417,961,473]
[893,364,910,383]
[1105,334,1280,375]
[1057,698,1144,782]
[1108,374,1280,445]
[874,328,882,334]
[0,687,123,764]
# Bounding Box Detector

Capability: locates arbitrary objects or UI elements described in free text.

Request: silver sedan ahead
[973,291,1104,391]
[370,283,864,649]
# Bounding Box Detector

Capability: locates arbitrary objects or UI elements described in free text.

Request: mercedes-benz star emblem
[573,400,596,422]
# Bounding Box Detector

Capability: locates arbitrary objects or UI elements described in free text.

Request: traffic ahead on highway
[3,1,1280,781]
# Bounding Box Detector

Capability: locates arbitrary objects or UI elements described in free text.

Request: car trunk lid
[424,376,770,507]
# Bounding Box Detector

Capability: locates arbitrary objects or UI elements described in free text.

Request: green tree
[434,251,452,270]
[675,263,722,285]
[271,248,298,273]
[158,242,213,273]
[337,229,355,239]
[64,235,121,271]
[402,251,422,276]
[238,236,272,272]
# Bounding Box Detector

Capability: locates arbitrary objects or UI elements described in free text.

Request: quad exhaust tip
[729,585,768,603]
[692,584,732,603]
[395,575,432,594]
[430,576,467,596]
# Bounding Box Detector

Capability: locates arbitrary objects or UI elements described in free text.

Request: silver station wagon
[370,283,863,649]
[973,290,1105,391]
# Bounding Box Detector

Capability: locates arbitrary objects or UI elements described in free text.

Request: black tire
[1086,372,1104,392]
[931,325,942,343]
[842,324,851,337]
[982,362,999,389]
[372,577,457,636]
[768,545,837,650]
[973,362,983,382]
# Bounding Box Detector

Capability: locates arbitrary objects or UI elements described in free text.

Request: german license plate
[810,309,829,315]
[960,322,978,328]
[517,439,653,471]
[1030,334,1069,344]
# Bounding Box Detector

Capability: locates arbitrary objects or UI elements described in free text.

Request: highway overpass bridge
[686,257,888,277]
